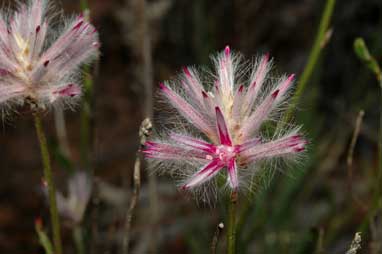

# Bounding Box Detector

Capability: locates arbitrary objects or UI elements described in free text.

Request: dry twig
[211,222,224,254]
[122,118,152,254]
[346,110,364,200]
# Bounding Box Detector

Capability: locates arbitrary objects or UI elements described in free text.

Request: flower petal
[237,136,261,152]
[238,75,295,142]
[215,106,232,146]
[0,84,26,104]
[227,158,238,189]
[160,82,217,140]
[232,84,245,122]
[217,46,234,92]
[240,134,307,163]
[182,159,224,189]
[182,67,205,105]
[33,15,99,82]
[143,141,209,161]
[170,133,216,153]
[38,83,82,103]
[242,53,270,116]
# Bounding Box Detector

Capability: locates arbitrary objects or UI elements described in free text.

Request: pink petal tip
[288,73,295,81]
[224,45,230,57]
[159,82,166,90]
[264,52,270,61]
[183,66,191,77]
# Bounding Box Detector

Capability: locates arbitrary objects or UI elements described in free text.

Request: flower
[143,46,307,193]
[43,172,92,225]
[0,0,99,111]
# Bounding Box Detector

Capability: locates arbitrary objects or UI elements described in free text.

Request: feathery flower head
[43,171,92,225]
[0,0,99,111]
[144,46,307,194]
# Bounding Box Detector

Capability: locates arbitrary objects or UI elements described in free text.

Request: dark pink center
[215,145,237,163]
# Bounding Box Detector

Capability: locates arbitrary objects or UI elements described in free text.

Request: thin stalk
[80,32,94,170]
[35,218,54,254]
[34,114,63,254]
[122,151,142,254]
[78,2,97,253]
[353,39,382,232]
[236,193,254,236]
[227,192,238,254]
[54,107,72,161]
[346,110,365,201]
[80,85,92,169]
[79,0,98,171]
[211,222,224,254]
[237,0,336,245]
[131,0,158,251]
[364,84,382,231]
[286,0,336,120]
[121,118,151,254]
[378,80,382,204]
[73,225,86,254]
[80,0,89,10]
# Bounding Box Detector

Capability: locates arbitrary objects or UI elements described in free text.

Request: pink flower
[143,46,307,192]
[0,0,99,111]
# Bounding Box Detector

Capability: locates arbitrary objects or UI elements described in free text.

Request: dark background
[0,0,382,253]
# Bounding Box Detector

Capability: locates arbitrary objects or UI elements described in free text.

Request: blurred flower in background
[43,172,92,225]
[0,0,99,112]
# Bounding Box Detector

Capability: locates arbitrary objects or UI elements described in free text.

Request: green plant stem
[286,0,336,120]
[73,225,86,254]
[80,88,91,169]
[354,46,382,234]
[35,219,54,254]
[227,192,238,254]
[378,82,382,201]
[80,0,89,10]
[364,80,382,231]
[34,114,63,254]
[236,198,252,236]
[80,0,93,170]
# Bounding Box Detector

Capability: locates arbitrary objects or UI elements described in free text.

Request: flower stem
[378,82,382,200]
[80,1,95,171]
[80,0,89,10]
[122,151,141,254]
[34,114,63,254]
[353,39,382,232]
[285,0,336,121]
[227,192,238,254]
[211,222,224,254]
[73,225,86,254]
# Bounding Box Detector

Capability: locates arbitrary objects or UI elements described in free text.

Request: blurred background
[0,0,382,253]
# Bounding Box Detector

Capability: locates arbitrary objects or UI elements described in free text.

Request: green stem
[357,84,382,233]
[80,91,91,169]
[34,114,63,254]
[236,197,252,236]
[80,0,93,170]
[73,225,86,254]
[378,83,382,201]
[80,0,89,10]
[353,40,382,233]
[227,192,238,254]
[286,0,336,120]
